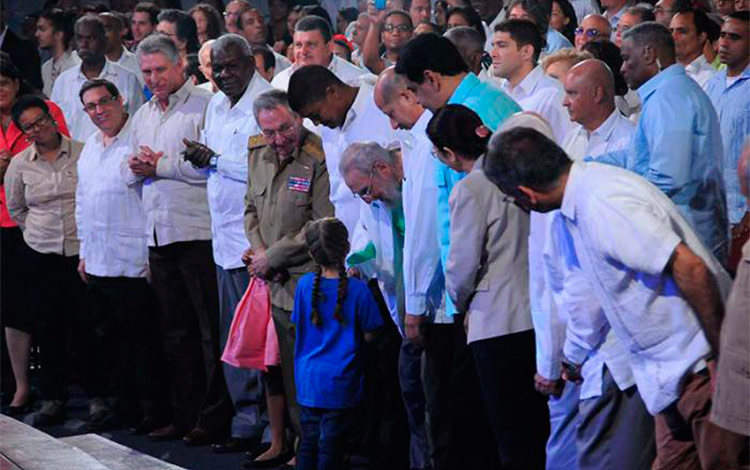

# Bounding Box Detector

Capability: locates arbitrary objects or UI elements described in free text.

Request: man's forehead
[723,18,749,34]
[295,30,325,42]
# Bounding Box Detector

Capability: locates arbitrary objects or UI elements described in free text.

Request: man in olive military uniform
[243,89,334,437]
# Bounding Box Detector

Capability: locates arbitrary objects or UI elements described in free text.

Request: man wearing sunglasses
[575,14,613,50]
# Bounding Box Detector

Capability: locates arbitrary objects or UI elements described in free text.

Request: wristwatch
[209,155,219,170]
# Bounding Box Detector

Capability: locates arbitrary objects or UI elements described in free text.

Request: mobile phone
[375,0,387,10]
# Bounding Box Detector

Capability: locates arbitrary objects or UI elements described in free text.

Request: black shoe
[241,450,293,469]
[183,427,222,447]
[2,403,32,417]
[129,416,164,435]
[245,443,271,460]
[148,424,188,441]
[210,437,257,454]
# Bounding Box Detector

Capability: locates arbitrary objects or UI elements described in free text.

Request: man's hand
[347,266,362,278]
[561,360,583,384]
[128,146,162,177]
[249,249,271,278]
[77,259,89,284]
[182,138,216,168]
[534,373,565,397]
[242,248,254,267]
[404,313,426,348]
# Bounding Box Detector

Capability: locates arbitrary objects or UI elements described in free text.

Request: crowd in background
[0,0,748,469]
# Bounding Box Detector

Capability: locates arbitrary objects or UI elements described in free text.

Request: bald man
[575,15,613,50]
[197,40,217,92]
[374,68,437,470]
[562,59,636,161]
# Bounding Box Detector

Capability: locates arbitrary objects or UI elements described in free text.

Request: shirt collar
[95,114,132,147]
[30,135,72,161]
[559,160,584,220]
[448,73,478,105]
[77,58,117,80]
[341,83,371,131]
[411,110,432,136]
[721,65,750,87]
[223,73,266,116]
[148,79,194,111]
[512,65,544,96]
[637,63,684,103]
[591,109,622,140]
[686,54,710,73]
[473,154,484,171]
[0,27,7,48]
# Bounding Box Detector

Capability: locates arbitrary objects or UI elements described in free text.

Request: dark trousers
[423,320,500,470]
[26,249,100,401]
[360,281,410,469]
[149,240,232,433]
[217,266,264,440]
[86,275,166,422]
[471,330,550,470]
[398,339,430,470]
[298,406,357,470]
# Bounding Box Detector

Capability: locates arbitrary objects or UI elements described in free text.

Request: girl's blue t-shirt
[292,274,383,409]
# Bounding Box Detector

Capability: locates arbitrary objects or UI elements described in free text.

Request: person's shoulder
[69,138,86,155]
[346,276,372,297]
[247,133,269,153]
[299,131,326,163]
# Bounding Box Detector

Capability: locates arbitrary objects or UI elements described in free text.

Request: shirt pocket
[253,185,267,213]
[22,172,54,204]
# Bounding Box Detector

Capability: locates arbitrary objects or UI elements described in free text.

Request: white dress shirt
[558,161,731,414]
[273,51,291,75]
[562,109,636,161]
[271,54,367,91]
[41,49,80,97]
[684,54,716,89]
[124,80,213,247]
[114,46,144,85]
[401,110,449,323]
[76,117,148,278]
[320,80,400,236]
[202,73,273,269]
[51,59,145,141]
[502,65,572,143]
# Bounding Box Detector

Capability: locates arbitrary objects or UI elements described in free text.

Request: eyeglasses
[83,95,118,113]
[261,123,296,140]
[383,24,413,33]
[575,27,602,38]
[20,114,52,133]
[352,167,375,199]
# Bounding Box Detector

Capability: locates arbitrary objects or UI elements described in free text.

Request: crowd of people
[0,0,748,469]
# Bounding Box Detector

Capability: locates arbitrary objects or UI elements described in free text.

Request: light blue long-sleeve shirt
[546,28,573,54]
[437,73,521,315]
[594,64,729,263]
[704,66,750,225]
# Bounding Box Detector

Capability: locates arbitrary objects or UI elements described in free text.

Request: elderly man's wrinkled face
[212,44,255,102]
[344,160,402,206]
[257,105,303,157]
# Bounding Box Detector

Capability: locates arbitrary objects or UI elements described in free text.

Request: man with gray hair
[197,40,217,92]
[562,59,635,160]
[51,14,144,141]
[124,33,232,445]
[244,90,334,453]
[444,26,486,76]
[180,33,273,454]
[597,22,728,264]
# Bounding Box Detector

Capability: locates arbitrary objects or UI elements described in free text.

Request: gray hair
[252,89,297,123]
[137,33,181,66]
[340,142,395,176]
[212,33,252,58]
[622,21,675,60]
[444,26,484,56]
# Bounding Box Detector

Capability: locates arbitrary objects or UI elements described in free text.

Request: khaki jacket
[244,128,334,311]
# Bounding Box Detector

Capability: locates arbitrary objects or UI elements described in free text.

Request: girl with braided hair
[292,217,383,470]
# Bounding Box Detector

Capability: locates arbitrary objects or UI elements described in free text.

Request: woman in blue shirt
[293,217,383,470]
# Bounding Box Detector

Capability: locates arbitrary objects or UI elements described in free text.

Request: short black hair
[446,6,486,43]
[39,8,76,49]
[394,33,468,83]
[728,10,750,22]
[385,9,414,29]
[427,104,489,161]
[79,78,121,104]
[158,9,201,54]
[299,8,333,33]
[134,2,160,25]
[495,19,546,64]
[581,40,629,96]
[674,8,712,40]
[11,95,50,131]
[295,14,333,43]
[483,127,572,193]
[287,65,344,113]
[625,6,655,23]
[252,45,276,71]
[338,7,359,25]
[185,53,207,84]
[507,0,552,30]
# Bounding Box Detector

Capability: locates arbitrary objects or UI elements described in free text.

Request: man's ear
[592,84,605,104]
[423,70,440,91]
[517,185,539,204]
[520,43,534,63]
[642,44,658,66]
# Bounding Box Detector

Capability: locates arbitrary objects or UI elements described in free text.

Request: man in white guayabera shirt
[483,127,748,470]
[180,34,272,454]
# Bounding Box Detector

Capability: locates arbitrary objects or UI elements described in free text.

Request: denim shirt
[594,64,729,263]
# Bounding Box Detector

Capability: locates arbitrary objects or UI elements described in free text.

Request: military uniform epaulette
[247,134,268,150]
[300,132,325,162]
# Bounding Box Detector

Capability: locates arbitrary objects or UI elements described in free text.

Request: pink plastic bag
[221,277,280,371]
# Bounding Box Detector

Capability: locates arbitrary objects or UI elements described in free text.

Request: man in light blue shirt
[395,33,519,470]
[597,22,729,263]
[704,12,749,238]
